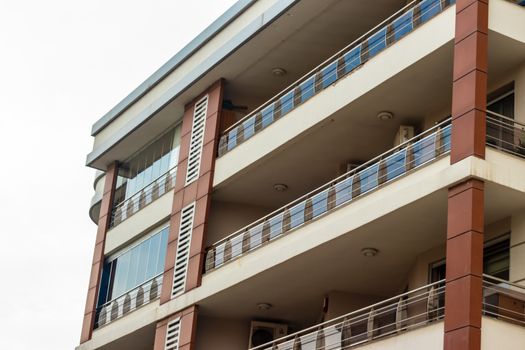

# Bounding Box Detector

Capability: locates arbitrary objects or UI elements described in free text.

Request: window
[114,126,181,206]
[97,226,169,306]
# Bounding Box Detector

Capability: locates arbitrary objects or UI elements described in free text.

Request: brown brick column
[153,306,198,350]
[444,180,484,349]
[450,0,488,163]
[445,1,488,348]
[80,162,118,343]
[160,79,224,304]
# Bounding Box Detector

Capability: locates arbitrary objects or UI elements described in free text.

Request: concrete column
[80,162,118,343]
[450,0,488,163]
[160,79,224,304]
[444,179,484,350]
[510,212,525,286]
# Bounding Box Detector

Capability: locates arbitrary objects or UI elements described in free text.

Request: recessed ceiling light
[272,67,287,77]
[361,248,379,257]
[257,303,272,311]
[273,183,288,192]
[377,111,394,121]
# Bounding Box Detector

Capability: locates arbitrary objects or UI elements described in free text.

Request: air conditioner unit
[394,125,415,147]
[248,321,288,348]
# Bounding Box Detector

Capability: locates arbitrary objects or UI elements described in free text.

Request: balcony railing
[251,281,445,350]
[217,0,455,157]
[205,119,452,272]
[483,274,525,326]
[109,166,177,228]
[95,274,163,329]
[486,110,525,160]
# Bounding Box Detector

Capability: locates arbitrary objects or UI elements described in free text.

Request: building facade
[79,1,525,349]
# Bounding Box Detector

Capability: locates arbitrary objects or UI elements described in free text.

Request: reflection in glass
[367,27,387,59]
[393,9,413,41]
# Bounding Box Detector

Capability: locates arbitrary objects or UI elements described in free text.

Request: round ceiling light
[361,248,379,257]
[377,111,394,121]
[257,303,273,311]
[272,67,287,77]
[273,183,288,192]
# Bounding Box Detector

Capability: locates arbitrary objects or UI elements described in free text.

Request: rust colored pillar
[444,179,484,349]
[160,80,224,304]
[80,162,118,343]
[153,306,199,350]
[450,0,488,163]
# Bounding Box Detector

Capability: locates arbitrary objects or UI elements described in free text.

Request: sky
[0,1,238,348]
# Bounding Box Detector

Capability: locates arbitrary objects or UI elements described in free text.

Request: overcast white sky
[0,1,237,348]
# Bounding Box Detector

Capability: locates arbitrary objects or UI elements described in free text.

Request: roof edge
[90,0,255,136]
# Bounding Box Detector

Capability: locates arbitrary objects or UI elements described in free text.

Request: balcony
[205,120,452,273]
[245,276,525,350]
[109,166,177,228]
[217,0,456,158]
[486,110,525,160]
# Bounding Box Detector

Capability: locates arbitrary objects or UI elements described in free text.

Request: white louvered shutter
[172,203,196,297]
[185,95,208,185]
[165,317,181,350]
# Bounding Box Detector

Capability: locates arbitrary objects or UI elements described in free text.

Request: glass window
[484,238,510,280]
[98,226,169,306]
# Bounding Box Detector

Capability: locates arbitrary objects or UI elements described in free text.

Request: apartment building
[78,0,525,349]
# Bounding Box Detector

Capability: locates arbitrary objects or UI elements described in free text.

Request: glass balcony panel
[441,125,452,152]
[136,240,150,286]
[419,0,442,23]
[311,189,329,218]
[359,163,379,194]
[261,104,275,129]
[280,90,295,116]
[269,212,285,239]
[215,242,226,267]
[289,201,306,229]
[156,228,169,273]
[248,223,264,249]
[413,133,437,167]
[392,9,414,41]
[146,232,161,278]
[227,128,238,152]
[342,45,361,75]
[321,61,338,90]
[242,116,256,141]
[231,234,244,258]
[300,76,316,104]
[335,176,354,207]
[367,27,387,59]
[385,148,407,181]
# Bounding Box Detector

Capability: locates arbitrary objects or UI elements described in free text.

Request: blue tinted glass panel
[127,248,140,290]
[242,117,256,141]
[321,61,338,89]
[289,202,306,229]
[98,261,113,305]
[311,190,329,218]
[269,213,284,239]
[343,46,361,74]
[227,128,238,151]
[419,0,441,23]
[335,176,353,206]
[385,149,407,181]
[280,91,295,116]
[136,240,150,285]
[441,125,452,152]
[413,134,436,167]
[112,253,130,298]
[248,223,263,249]
[367,27,387,59]
[261,104,275,129]
[359,163,379,194]
[300,76,315,103]
[231,234,243,258]
[393,10,413,41]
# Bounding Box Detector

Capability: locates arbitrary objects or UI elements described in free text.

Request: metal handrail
[250,280,446,350]
[208,118,451,250]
